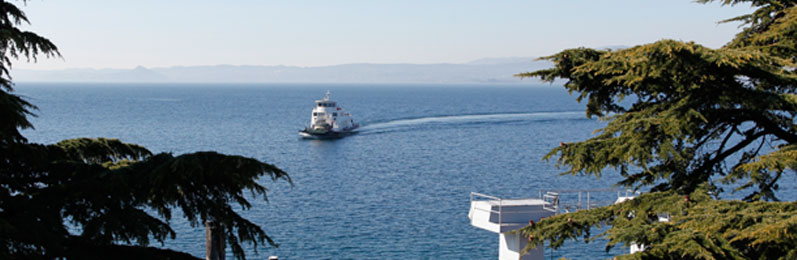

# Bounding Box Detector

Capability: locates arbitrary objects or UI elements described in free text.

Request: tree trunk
[206,221,225,260]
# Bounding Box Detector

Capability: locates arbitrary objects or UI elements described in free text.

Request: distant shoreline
[13,81,560,87]
[12,58,553,84]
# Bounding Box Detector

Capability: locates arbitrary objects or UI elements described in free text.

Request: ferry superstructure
[299,91,359,139]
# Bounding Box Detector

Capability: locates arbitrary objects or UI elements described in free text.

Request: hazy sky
[16,0,751,70]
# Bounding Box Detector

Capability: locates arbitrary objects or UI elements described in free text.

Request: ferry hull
[298,126,358,139]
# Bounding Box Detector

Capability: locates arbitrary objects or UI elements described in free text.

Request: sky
[15,0,753,70]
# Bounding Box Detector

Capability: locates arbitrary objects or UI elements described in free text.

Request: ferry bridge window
[312,112,317,116]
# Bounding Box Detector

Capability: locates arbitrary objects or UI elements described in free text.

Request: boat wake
[357,111,586,136]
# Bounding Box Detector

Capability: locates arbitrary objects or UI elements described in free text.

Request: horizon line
[13,56,546,71]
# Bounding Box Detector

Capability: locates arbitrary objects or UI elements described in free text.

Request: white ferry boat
[299,91,359,139]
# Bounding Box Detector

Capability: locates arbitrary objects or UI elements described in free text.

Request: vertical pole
[206,221,225,260]
[498,199,502,226]
[587,192,591,210]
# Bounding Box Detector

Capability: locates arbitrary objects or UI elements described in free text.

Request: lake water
[16,83,663,259]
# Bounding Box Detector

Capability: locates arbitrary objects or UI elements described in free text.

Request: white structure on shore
[468,192,558,260]
[470,190,653,259]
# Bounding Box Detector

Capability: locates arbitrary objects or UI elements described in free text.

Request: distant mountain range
[12,57,553,84]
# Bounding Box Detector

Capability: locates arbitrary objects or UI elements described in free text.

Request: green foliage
[0,1,291,259]
[698,0,797,60]
[515,0,797,258]
[518,17,797,200]
[55,137,152,163]
[735,4,797,61]
[518,186,797,259]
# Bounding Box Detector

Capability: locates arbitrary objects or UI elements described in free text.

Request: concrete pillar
[206,221,225,260]
[499,232,544,260]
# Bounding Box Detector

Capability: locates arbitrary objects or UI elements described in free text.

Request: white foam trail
[362,111,583,130]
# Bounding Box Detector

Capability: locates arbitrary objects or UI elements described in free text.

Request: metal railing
[470,191,561,226]
[538,188,640,214]
[471,189,641,227]
[542,192,559,212]
[470,192,505,225]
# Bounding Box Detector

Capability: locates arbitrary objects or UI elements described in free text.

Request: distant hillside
[13,57,552,84]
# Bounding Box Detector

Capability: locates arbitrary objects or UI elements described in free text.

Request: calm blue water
[15,83,665,259]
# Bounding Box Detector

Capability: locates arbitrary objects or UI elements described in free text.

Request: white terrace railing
[537,188,641,214]
[469,192,559,228]
[470,189,642,226]
[469,192,506,226]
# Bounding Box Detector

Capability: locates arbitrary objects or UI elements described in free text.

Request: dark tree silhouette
[0,1,291,259]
